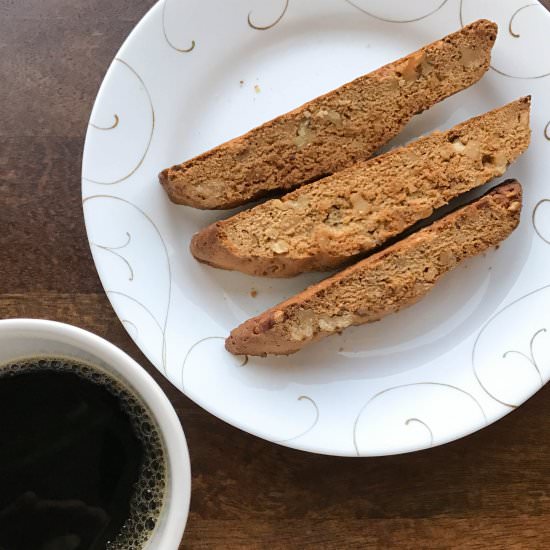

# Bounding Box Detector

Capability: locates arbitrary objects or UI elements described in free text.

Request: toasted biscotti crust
[161,20,498,209]
[191,98,530,276]
[225,181,522,356]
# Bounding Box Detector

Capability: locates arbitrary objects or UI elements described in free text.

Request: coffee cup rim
[0,318,191,549]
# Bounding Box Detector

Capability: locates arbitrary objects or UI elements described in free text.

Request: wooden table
[2,1,550,547]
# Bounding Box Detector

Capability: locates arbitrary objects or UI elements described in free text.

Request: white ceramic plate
[82,0,550,456]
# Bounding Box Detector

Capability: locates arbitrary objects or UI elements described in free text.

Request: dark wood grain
[1,1,550,548]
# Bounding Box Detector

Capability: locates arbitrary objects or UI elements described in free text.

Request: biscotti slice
[191,98,530,277]
[226,181,522,356]
[161,20,497,209]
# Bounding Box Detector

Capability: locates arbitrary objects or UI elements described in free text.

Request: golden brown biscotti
[191,98,530,277]
[161,20,498,209]
[226,181,522,356]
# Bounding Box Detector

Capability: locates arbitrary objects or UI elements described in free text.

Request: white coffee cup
[0,318,191,549]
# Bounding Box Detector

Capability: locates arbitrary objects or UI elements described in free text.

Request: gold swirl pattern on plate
[83,59,155,185]
[121,319,139,338]
[532,199,550,244]
[106,290,168,372]
[247,0,449,30]
[508,3,540,37]
[181,336,247,390]
[89,113,119,131]
[405,418,434,447]
[353,382,486,456]
[248,0,289,30]
[180,338,316,443]
[345,0,450,23]
[273,396,320,443]
[459,0,550,79]
[91,231,133,281]
[83,195,171,373]
[502,328,546,386]
[107,291,163,333]
[162,0,196,52]
[472,285,550,408]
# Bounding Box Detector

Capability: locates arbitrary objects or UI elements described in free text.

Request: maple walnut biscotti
[161,20,498,209]
[191,97,530,276]
[225,181,522,356]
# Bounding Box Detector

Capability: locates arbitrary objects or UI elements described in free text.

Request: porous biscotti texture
[161,20,497,209]
[191,98,530,276]
[226,181,522,356]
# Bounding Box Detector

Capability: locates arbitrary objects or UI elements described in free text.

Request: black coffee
[0,358,166,550]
